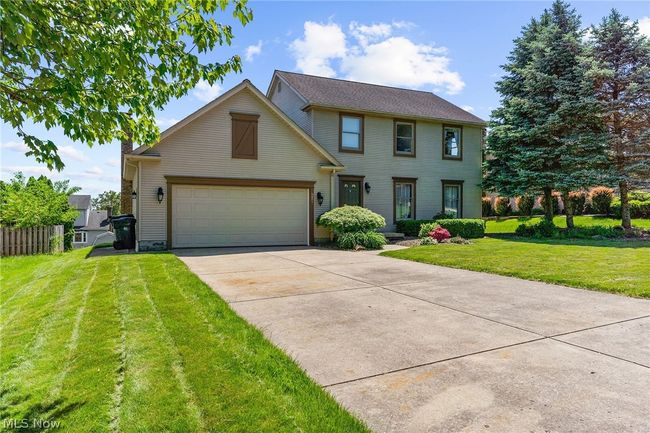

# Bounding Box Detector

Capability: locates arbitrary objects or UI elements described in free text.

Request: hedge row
[611,198,650,218]
[399,218,485,239]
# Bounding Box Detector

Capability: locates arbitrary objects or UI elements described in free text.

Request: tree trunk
[543,187,554,222]
[619,181,631,230]
[562,191,574,229]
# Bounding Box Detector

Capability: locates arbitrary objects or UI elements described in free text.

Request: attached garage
[167,177,315,249]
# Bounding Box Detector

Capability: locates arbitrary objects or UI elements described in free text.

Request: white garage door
[172,185,309,248]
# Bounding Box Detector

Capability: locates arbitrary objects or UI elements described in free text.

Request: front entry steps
[383,232,405,241]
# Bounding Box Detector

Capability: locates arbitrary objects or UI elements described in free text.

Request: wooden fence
[0,225,65,257]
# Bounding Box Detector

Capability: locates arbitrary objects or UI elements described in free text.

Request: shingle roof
[68,194,91,210]
[274,71,485,125]
[82,210,110,231]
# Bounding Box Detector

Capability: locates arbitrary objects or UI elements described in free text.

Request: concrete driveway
[176,246,650,433]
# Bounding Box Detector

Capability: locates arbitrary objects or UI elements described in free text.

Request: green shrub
[336,231,386,249]
[590,186,614,215]
[567,191,587,215]
[448,236,471,244]
[630,190,650,201]
[495,197,511,216]
[436,219,485,238]
[515,220,557,238]
[539,192,560,215]
[418,222,441,238]
[419,237,438,245]
[561,226,623,239]
[481,197,493,217]
[515,195,535,216]
[317,206,385,234]
[395,219,435,237]
[433,210,456,220]
[611,197,650,218]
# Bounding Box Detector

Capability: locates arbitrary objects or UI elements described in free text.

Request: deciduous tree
[1,0,253,170]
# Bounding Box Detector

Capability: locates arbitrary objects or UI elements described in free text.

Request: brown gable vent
[231,112,259,159]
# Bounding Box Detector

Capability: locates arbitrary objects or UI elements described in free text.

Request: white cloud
[637,17,650,37]
[106,158,120,167]
[289,21,464,94]
[84,166,103,176]
[1,140,29,153]
[461,105,475,113]
[156,117,180,129]
[289,21,346,77]
[193,79,223,103]
[59,145,88,162]
[245,40,263,61]
[1,165,55,176]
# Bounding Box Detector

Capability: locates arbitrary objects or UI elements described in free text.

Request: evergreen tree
[484,1,610,226]
[589,11,650,230]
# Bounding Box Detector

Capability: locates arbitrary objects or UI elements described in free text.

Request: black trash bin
[112,214,136,250]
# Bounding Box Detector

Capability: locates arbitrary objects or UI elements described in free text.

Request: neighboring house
[68,195,115,248]
[124,71,485,250]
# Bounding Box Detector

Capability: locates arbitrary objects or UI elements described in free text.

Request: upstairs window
[443,125,462,159]
[231,112,259,159]
[394,120,415,156]
[339,114,364,153]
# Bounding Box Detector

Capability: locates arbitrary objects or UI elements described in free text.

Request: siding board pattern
[138,88,332,244]
[311,109,482,228]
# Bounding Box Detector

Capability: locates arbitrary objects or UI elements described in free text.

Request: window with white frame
[443,126,462,159]
[74,231,87,243]
[340,114,363,152]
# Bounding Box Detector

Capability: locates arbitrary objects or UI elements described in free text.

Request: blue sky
[2,1,649,197]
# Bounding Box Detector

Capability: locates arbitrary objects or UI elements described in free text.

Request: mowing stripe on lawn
[109,261,127,433]
[135,259,207,433]
[145,255,369,433]
[115,257,203,433]
[0,259,89,388]
[53,258,122,433]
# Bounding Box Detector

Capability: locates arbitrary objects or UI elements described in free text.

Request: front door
[339,177,363,206]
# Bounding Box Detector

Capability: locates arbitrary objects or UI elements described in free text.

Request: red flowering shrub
[428,227,451,242]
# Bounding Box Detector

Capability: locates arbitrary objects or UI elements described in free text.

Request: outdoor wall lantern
[157,187,164,203]
[131,190,137,200]
[316,192,324,206]
[364,182,371,194]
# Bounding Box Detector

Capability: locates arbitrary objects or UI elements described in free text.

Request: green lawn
[382,237,650,298]
[0,249,369,433]
[485,215,650,234]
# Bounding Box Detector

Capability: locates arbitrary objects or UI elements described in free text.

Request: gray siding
[311,109,482,228]
[137,87,333,246]
[268,79,312,134]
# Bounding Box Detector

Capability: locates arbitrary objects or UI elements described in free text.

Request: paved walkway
[176,246,650,433]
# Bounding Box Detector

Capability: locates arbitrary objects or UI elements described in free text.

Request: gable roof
[133,80,343,167]
[68,194,91,210]
[270,70,486,126]
[82,210,110,231]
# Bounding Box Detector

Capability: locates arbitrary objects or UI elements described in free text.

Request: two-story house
[123,71,485,250]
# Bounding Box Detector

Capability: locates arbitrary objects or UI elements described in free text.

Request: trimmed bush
[336,231,386,250]
[428,227,451,242]
[630,190,650,201]
[433,210,456,220]
[567,191,587,215]
[395,219,435,237]
[317,206,385,233]
[590,186,614,215]
[418,222,440,238]
[540,192,560,215]
[562,226,623,239]
[494,197,511,216]
[611,198,650,219]
[482,197,493,217]
[420,237,438,245]
[436,219,485,238]
[515,195,535,216]
[515,220,557,238]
